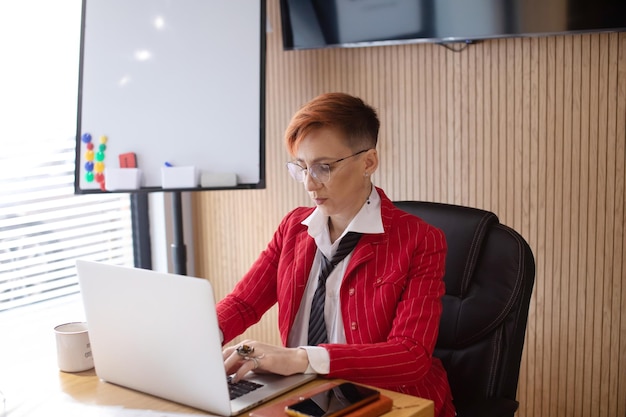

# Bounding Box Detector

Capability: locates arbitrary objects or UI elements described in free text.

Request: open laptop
[75,259,315,416]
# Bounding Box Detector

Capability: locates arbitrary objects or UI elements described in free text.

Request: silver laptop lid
[76,259,232,415]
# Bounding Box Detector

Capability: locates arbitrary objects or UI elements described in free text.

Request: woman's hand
[222,340,309,383]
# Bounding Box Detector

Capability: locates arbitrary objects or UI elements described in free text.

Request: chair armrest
[454,398,519,417]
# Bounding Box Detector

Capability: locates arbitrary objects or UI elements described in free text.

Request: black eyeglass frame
[286,149,370,183]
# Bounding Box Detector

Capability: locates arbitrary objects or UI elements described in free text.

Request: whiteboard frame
[74,0,266,194]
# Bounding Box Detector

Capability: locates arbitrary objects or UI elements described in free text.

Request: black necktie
[308,232,362,346]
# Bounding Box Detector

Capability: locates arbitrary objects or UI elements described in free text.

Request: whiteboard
[75,0,265,192]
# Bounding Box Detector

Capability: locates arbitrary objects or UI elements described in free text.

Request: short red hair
[284,92,379,156]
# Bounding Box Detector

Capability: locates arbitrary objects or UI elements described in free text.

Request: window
[0,0,134,312]
[0,139,134,311]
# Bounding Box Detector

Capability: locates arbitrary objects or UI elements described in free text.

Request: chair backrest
[394,201,535,416]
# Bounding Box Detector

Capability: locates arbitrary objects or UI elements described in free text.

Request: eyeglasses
[286,149,370,183]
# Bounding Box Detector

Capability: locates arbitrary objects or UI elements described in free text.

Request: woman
[219,92,455,417]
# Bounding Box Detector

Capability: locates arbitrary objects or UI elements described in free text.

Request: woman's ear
[363,149,379,175]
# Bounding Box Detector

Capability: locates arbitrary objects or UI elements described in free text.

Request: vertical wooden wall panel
[616,33,626,417]
[578,34,592,417]
[192,1,626,415]
[569,36,579,412]
[559,34,572,416]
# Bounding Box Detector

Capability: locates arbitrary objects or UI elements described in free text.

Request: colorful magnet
[83,133,107,189]
[81,133,92,143]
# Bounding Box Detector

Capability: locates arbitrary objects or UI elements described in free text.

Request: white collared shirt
[288,186,384,373]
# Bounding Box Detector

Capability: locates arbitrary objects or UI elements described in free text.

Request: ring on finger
[236,344,254,357]
[250,357,260,370]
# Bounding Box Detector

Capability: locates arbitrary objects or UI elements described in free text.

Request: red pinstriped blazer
[217,188,455,417]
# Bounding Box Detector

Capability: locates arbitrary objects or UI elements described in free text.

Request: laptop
[75,259,316,416]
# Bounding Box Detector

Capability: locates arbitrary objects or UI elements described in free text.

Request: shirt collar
[302,186,384,246]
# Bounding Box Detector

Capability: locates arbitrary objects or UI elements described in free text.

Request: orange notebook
[248,382,393,417]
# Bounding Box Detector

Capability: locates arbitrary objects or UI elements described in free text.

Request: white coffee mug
[54,322,94,372]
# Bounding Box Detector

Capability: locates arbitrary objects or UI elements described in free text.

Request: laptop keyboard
[227,376,264,400]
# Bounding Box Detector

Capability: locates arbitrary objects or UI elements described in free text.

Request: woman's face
[293,127,377,222]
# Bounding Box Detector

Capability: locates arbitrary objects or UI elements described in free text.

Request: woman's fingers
[223,340,309,382]
[224,340,259,379]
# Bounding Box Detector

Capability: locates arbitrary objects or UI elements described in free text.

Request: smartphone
[284,382,380,417]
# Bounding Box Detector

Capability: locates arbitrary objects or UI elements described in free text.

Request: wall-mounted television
[280,0,626,50]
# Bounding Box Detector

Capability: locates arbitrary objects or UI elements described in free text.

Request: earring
[364,172,369,177]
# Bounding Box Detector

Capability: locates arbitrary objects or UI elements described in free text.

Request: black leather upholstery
[393,201,535,417]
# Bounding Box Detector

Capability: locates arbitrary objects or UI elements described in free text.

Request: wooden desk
[0,296,434,417]
[3,365,433,416]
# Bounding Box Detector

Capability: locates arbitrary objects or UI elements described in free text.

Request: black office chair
[394,201,535,417]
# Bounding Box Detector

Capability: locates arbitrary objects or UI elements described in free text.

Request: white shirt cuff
[299,346,330,374]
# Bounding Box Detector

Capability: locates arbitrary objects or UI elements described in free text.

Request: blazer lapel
[345,193,395,274]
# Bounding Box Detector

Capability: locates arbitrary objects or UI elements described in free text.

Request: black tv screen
[280,0,626,50]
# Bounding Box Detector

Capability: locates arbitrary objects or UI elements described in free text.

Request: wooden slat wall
[193,1,626,416]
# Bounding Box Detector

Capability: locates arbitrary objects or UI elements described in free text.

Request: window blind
[0,137,134,312]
